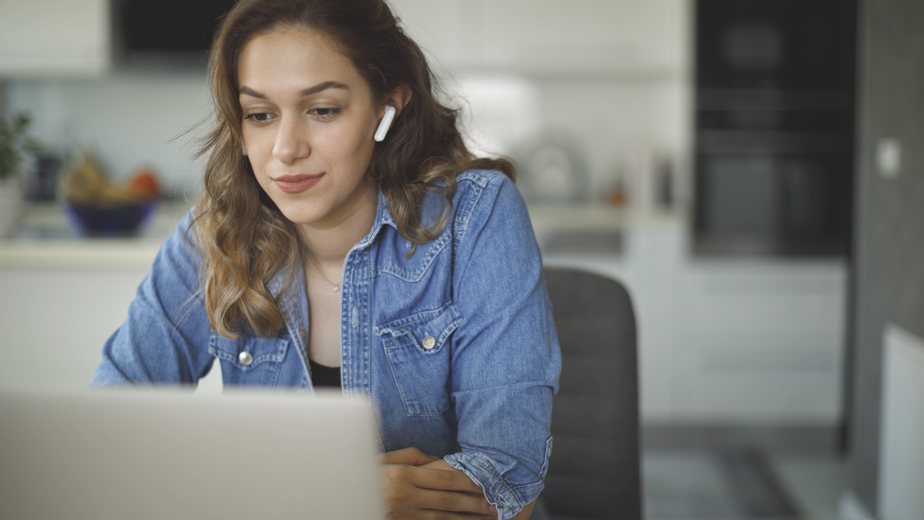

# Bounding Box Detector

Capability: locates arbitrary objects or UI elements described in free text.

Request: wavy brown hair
[194,0,514,339]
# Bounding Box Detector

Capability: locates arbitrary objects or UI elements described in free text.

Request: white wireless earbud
[374,105,397,142]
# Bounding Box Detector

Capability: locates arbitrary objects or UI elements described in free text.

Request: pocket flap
[374,302,462,354]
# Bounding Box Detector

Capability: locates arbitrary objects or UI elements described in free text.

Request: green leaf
[0,111,40,180]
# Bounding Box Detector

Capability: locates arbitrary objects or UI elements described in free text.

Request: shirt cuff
[444,444,550,520]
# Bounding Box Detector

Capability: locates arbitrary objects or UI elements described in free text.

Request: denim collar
[357,187,398,249]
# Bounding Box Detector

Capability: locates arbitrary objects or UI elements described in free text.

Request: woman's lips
[273,173,323,194]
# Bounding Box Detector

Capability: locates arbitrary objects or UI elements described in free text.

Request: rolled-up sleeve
[445,173,562,519]
[90,211,214,387]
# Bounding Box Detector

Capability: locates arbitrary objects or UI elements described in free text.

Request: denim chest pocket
[208,333,290,387]
[374,303,462,416]
[379,230,451,282]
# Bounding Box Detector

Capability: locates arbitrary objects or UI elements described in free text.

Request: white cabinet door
[480,0,687,75]
[671,260,847,422]
[622,218,685,420]
[0,0,110,77]
[391,0,689,75]
[0,266,224,394]
[537,211,847,424]
[389,0,465,72]
[0,268,146,391]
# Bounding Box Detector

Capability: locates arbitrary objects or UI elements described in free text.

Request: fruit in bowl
[127,169,161,200]
[62,154,161,237]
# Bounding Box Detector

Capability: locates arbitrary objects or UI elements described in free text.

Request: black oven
[692,0,857,256]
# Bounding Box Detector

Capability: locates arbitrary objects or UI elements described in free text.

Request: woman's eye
[311,107,342,120]
[244,112,273,123]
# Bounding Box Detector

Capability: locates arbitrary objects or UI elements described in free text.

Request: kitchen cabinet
[390,0,689,76]
[0,202,227,393]
[535,207,846,424]
[0,262,224,394]
[0,267,148,391]
[479,0,687,75]
[387,0,465,73]
[672,260,846,423]
[0,0,111,77]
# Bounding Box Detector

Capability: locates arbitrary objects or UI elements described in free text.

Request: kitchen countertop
[527,204,683,230]
[0,201,193,270]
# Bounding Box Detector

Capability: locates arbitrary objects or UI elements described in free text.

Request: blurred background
[0,1,921,519]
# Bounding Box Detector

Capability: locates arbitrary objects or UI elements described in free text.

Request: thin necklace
[305,252,341,293]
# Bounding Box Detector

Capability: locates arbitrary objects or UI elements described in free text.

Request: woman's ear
[374,86,413,142]
[386,85,412,116]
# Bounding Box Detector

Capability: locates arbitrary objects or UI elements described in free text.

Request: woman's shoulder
[152,207,204,275]
[454,168,513,191]
[170,208,200,251]
[408,168,519,236]
[449,168,525,227]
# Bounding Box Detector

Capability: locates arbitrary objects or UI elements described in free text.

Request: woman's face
[238,27,381,230]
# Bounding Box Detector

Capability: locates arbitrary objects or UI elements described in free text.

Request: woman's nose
[273,116,310,164]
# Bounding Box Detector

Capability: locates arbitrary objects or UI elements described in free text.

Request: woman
[92,1,560,518]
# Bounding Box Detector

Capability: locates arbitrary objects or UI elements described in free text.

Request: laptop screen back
[0,389,383,520]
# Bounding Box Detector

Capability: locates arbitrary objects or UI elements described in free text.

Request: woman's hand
[379,447,498,519]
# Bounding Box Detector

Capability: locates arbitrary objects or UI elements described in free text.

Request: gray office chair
[541,267,641,520]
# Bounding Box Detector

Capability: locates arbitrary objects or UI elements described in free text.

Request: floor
[768,453,844,520]
[643,450,844,520]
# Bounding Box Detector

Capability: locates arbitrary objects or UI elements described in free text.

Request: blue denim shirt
[91,169,562,519]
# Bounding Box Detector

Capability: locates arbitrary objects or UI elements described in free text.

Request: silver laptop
[0,388,383,519]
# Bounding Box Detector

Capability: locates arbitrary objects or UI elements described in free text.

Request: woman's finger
[379,447,440,466]
[409,466,487,495]
[381,464,497,520]
[381,464,484,495]
[418,489,497,518]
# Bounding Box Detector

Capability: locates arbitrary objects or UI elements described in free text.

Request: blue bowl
[63,201,157,237]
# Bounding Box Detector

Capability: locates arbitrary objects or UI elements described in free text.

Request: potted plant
[0,112,39,238]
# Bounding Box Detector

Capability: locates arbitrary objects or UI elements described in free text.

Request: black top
[308,359,342,389]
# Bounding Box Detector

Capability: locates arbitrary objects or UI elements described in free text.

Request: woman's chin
[279,206,324,227]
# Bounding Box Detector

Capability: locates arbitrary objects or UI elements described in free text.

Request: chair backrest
[542,267,641,520]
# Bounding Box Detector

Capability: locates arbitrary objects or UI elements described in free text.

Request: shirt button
[422,336,436,350]
[239,351,253,366]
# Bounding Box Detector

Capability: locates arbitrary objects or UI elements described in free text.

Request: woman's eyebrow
[301,81,348,96]
[238,81,349,99]
[239,86,266,99]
